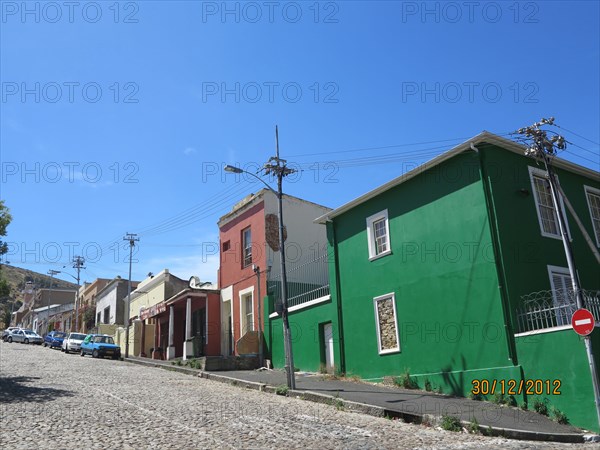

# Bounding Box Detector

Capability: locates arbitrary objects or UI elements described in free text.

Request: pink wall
[219,200,269,349]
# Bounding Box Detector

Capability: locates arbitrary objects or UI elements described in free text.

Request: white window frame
[238,286,254,334]
[373,293,400,355]
[584,185,600,247]
[366,209,392,260]
[547,265,576,327]
[242,227,252,267]
[528,166,571,240]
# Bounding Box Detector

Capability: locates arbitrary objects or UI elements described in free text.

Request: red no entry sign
[572,308,596,336]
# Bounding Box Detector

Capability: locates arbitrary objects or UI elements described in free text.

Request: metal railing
[516,289,600,333]
[268,252,330,309]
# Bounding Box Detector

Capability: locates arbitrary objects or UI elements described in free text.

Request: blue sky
[1,0,599,286]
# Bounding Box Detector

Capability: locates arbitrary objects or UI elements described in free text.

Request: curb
[123,356,200,377]
[124,358,590,443]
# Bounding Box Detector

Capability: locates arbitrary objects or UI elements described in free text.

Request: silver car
[9,329,43,345]
[2,327,20,341]
[62,332,87,353]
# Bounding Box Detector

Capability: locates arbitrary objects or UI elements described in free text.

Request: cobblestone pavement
[1,342,598,449]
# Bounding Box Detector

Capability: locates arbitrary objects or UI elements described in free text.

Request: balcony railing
[516,289,600,334]
[268,252,330,310]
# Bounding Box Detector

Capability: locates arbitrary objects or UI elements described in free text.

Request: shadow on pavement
[0,376,74,404]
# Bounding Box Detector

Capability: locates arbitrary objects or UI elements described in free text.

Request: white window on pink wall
[242,227,252,267]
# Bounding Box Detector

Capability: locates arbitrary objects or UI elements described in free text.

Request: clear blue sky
[1,1,599,286]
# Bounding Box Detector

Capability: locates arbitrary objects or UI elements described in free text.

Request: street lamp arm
[223,165,278,196]
[60,271,79,283]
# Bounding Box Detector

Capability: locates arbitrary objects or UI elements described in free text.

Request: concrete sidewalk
[125,357,596,443]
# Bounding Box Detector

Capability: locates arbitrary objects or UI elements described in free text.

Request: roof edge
[315,131,599,224]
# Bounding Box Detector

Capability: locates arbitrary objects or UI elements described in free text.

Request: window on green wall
[373,293,400,355]
[528,167,571,239]
[584,186,600,247]
[366,209,391,260]
[548,265,576,327]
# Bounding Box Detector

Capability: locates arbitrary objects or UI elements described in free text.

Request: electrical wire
[287,132,516,158]
[555,125,600,147]
[563,150,600,166]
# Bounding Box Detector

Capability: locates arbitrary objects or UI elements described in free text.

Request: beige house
[77,278,111,333]
[120,269,188,357]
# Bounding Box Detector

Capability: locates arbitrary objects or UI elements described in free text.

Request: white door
[324,323,334,373]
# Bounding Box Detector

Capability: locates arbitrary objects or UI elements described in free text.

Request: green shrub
[394,369,418,389]
[468,418,479,434]
[552,407,568,424]
[424,379,432,392]
[275,384,288,396]
[492,392,507,405]
[533,398,549,416]
[440,415,462,432]
[468,392,482,401]
[330,394,344,411]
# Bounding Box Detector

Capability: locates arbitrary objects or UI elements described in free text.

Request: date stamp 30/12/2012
[471,379,561,396]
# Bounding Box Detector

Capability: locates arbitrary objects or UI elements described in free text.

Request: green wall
[516,329,600,432]
[480,143,600,317]
[264,294,341,373]
[331,152,514,394]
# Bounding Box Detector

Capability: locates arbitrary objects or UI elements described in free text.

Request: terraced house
[218,189,331,368]
[314,132,600,432]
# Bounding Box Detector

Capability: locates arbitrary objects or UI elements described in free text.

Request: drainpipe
[471,143,517,365]
[328,220,346,374]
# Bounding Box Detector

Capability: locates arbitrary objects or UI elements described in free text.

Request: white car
[62,332,87,353]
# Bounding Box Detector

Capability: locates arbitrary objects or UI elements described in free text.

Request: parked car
[44,331,67,348]
[80,334,121,359]
[9,329,43,345]
[2,327,20,342]
[62,332,87,353]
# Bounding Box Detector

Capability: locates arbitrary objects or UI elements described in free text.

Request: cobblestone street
[0,342,597,449]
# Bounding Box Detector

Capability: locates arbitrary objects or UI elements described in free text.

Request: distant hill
[0,264,78,327]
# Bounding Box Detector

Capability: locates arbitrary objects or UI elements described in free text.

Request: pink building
[218,189,330,357]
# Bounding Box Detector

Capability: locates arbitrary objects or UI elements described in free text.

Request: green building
[308,132,599,432]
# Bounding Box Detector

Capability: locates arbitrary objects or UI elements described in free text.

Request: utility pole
[123,233,139,358]
[46,269,61,335]
[72,256,85,332]
[517,117,600,429]
[264,126,297,389]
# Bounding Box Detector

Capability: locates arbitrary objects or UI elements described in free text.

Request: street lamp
[223,127,296,389]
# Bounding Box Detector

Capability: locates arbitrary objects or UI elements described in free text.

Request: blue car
[44,331,67,348]
[80,334,121,359]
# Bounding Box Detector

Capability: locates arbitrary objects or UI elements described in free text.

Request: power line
[556,125,600,147]
[287,133,513,158]
[565,140,600,157]
[563,150,600,166]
